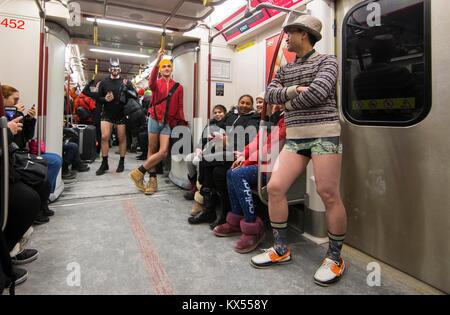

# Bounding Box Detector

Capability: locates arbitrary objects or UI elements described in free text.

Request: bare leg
[250,150,310,266]
[267,150,310,223]
[116,124,127,157]
[143,134,170,170]
[101,121,113,157]
[311,154,347,236]
[311,154,347,283]
[146,133,159,173]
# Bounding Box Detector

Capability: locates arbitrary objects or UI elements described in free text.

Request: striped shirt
[265,51,340,139]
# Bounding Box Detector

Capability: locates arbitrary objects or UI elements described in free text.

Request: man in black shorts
[96,58,127,175]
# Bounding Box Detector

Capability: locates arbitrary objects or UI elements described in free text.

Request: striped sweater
[265,51,340,139]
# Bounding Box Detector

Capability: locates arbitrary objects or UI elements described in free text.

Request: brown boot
[129,168,145,191]
[145,176,158,195]
[190,202,203,217]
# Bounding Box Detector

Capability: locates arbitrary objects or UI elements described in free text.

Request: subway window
[342,0,431,126]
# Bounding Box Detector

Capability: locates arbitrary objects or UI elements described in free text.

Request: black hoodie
[224,110,260,152]
[12,111,36,150]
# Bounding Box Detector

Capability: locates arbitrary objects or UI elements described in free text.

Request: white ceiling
[53,0,229,80]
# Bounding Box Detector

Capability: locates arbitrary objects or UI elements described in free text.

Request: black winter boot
[116,157,125,173]
[209,191,229,230]
[96,158,109,176]
[183,176,197,201]
[188,188,216,224]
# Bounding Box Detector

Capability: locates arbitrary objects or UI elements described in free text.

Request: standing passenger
[129,49,185,195]
[96,58,128,175]
[250,15,347,286]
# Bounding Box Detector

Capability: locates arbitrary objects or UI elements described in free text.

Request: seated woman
[184,104,227,201]
[2,116,42,286]
[255,92,265,117]
[2,85,59,223]
[213,104,286,253]
[189,95,260,228]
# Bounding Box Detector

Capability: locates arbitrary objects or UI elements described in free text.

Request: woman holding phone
[2,86,36,149]
[2,85,62,224]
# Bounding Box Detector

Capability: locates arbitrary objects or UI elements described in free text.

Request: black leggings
[138,131,148,156]
[199,161,232,212]
[4,181,44,251]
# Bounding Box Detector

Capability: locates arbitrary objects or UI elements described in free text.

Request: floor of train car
[16,153,441,295]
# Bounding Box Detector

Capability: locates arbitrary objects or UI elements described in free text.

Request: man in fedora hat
[250,14,347,287]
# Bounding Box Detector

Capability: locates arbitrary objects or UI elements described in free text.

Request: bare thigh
[101,121,113,140]
[311,154,342,199]
[267,150,310,197]
[158,133,170,154]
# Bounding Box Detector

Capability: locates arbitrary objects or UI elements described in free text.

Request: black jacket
[12,112,36,150]
[0,126,18,183]
[198,118,226,150]
[224,111,260,152]
[82,80,101,123]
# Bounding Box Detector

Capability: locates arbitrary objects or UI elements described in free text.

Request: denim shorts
[283,137,343,158]
[148,118,171,136]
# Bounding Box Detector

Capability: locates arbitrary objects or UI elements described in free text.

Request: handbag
[12,151,48,186]
[28,139,45,155]
[63,127,79,144]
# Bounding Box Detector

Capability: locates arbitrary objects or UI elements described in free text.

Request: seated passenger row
[1,84,90,290]
[184,94,285,255]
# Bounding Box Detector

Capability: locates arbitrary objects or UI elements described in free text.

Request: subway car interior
[0,0,449,296]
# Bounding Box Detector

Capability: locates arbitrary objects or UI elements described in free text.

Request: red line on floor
[123,200,174,295]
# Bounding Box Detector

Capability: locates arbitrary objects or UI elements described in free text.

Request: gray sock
[326,231,345,263]
[271,221,289,256]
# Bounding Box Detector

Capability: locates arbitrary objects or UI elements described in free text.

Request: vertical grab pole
[193,47,199,120]
[37,0,46,156]
[66,74,71,122]
[258,11,293,205]
[207,27,212,120]
[0,83,9,232]
[93,18,99,80]
[160,30,166,52]
[207,48,212,120]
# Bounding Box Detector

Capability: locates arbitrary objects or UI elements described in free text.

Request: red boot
[235,217,265,254]
[213,212,243,237]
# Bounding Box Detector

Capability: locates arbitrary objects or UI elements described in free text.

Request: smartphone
[25,104,36,118]
[5,107,17,121]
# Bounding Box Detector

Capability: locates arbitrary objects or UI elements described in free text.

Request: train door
[336,0,449,293]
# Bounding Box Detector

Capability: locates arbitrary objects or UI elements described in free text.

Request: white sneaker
[250,247,291,269]
[9,243,21,258]
[313,257,346,286]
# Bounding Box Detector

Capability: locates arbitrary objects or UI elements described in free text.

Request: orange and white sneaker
[313,257,346,286]
[250,247,291,269]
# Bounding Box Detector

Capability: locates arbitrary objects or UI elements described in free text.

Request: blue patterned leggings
[226,165,260,223]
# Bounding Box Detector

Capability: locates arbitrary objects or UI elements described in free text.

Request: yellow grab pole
[160,31,166,51]
[93,18,99,80]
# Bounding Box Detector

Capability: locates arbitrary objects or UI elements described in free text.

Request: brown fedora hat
[283,15,323,42]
